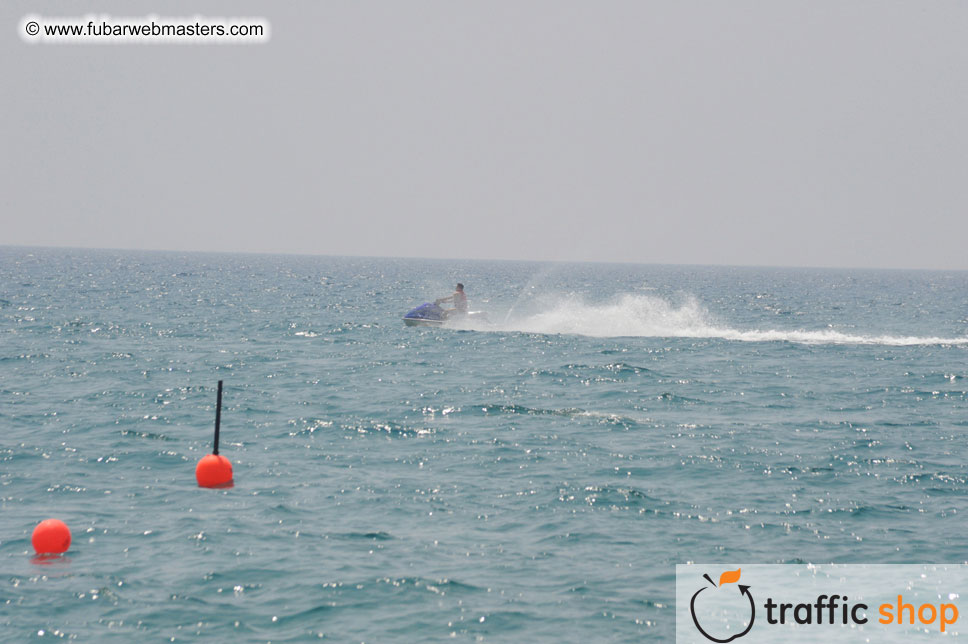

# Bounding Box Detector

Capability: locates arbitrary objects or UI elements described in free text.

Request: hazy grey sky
[3,1,966,269]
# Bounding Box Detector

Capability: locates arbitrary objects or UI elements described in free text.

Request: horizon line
[2,243,965,273]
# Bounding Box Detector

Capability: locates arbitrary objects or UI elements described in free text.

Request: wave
[452,294,968,346]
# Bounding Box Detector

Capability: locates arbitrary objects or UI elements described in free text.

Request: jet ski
[403,302,447,326]
[403,303,490,327]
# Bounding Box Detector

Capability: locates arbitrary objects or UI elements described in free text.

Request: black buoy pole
[213,380,223,455]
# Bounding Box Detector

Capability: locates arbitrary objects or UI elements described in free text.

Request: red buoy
[195,380,234,488]
[195,453,233,488]
[32,519,71,554]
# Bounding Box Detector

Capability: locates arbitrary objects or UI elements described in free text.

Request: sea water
[1,247,966,642]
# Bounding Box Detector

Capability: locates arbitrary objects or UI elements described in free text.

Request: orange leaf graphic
[718,568,741,586]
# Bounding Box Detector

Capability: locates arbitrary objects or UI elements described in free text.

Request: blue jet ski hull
[403,302,490,327]
[403,302,447,326]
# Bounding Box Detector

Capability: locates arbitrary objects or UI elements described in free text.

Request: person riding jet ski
[404,283,488,327]
[435,283,468,318]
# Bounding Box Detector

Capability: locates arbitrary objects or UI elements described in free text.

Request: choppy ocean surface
[2,247,967,642]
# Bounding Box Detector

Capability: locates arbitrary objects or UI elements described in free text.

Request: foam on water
[455,293,968,346]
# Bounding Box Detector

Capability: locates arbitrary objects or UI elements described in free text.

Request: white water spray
[451,293,968,346]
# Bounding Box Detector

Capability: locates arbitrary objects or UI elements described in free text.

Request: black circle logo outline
[689,583,756,643]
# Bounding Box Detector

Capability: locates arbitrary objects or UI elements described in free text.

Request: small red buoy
[195,453,233,488]
[196,380,233,488]
[32,519,71,554]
